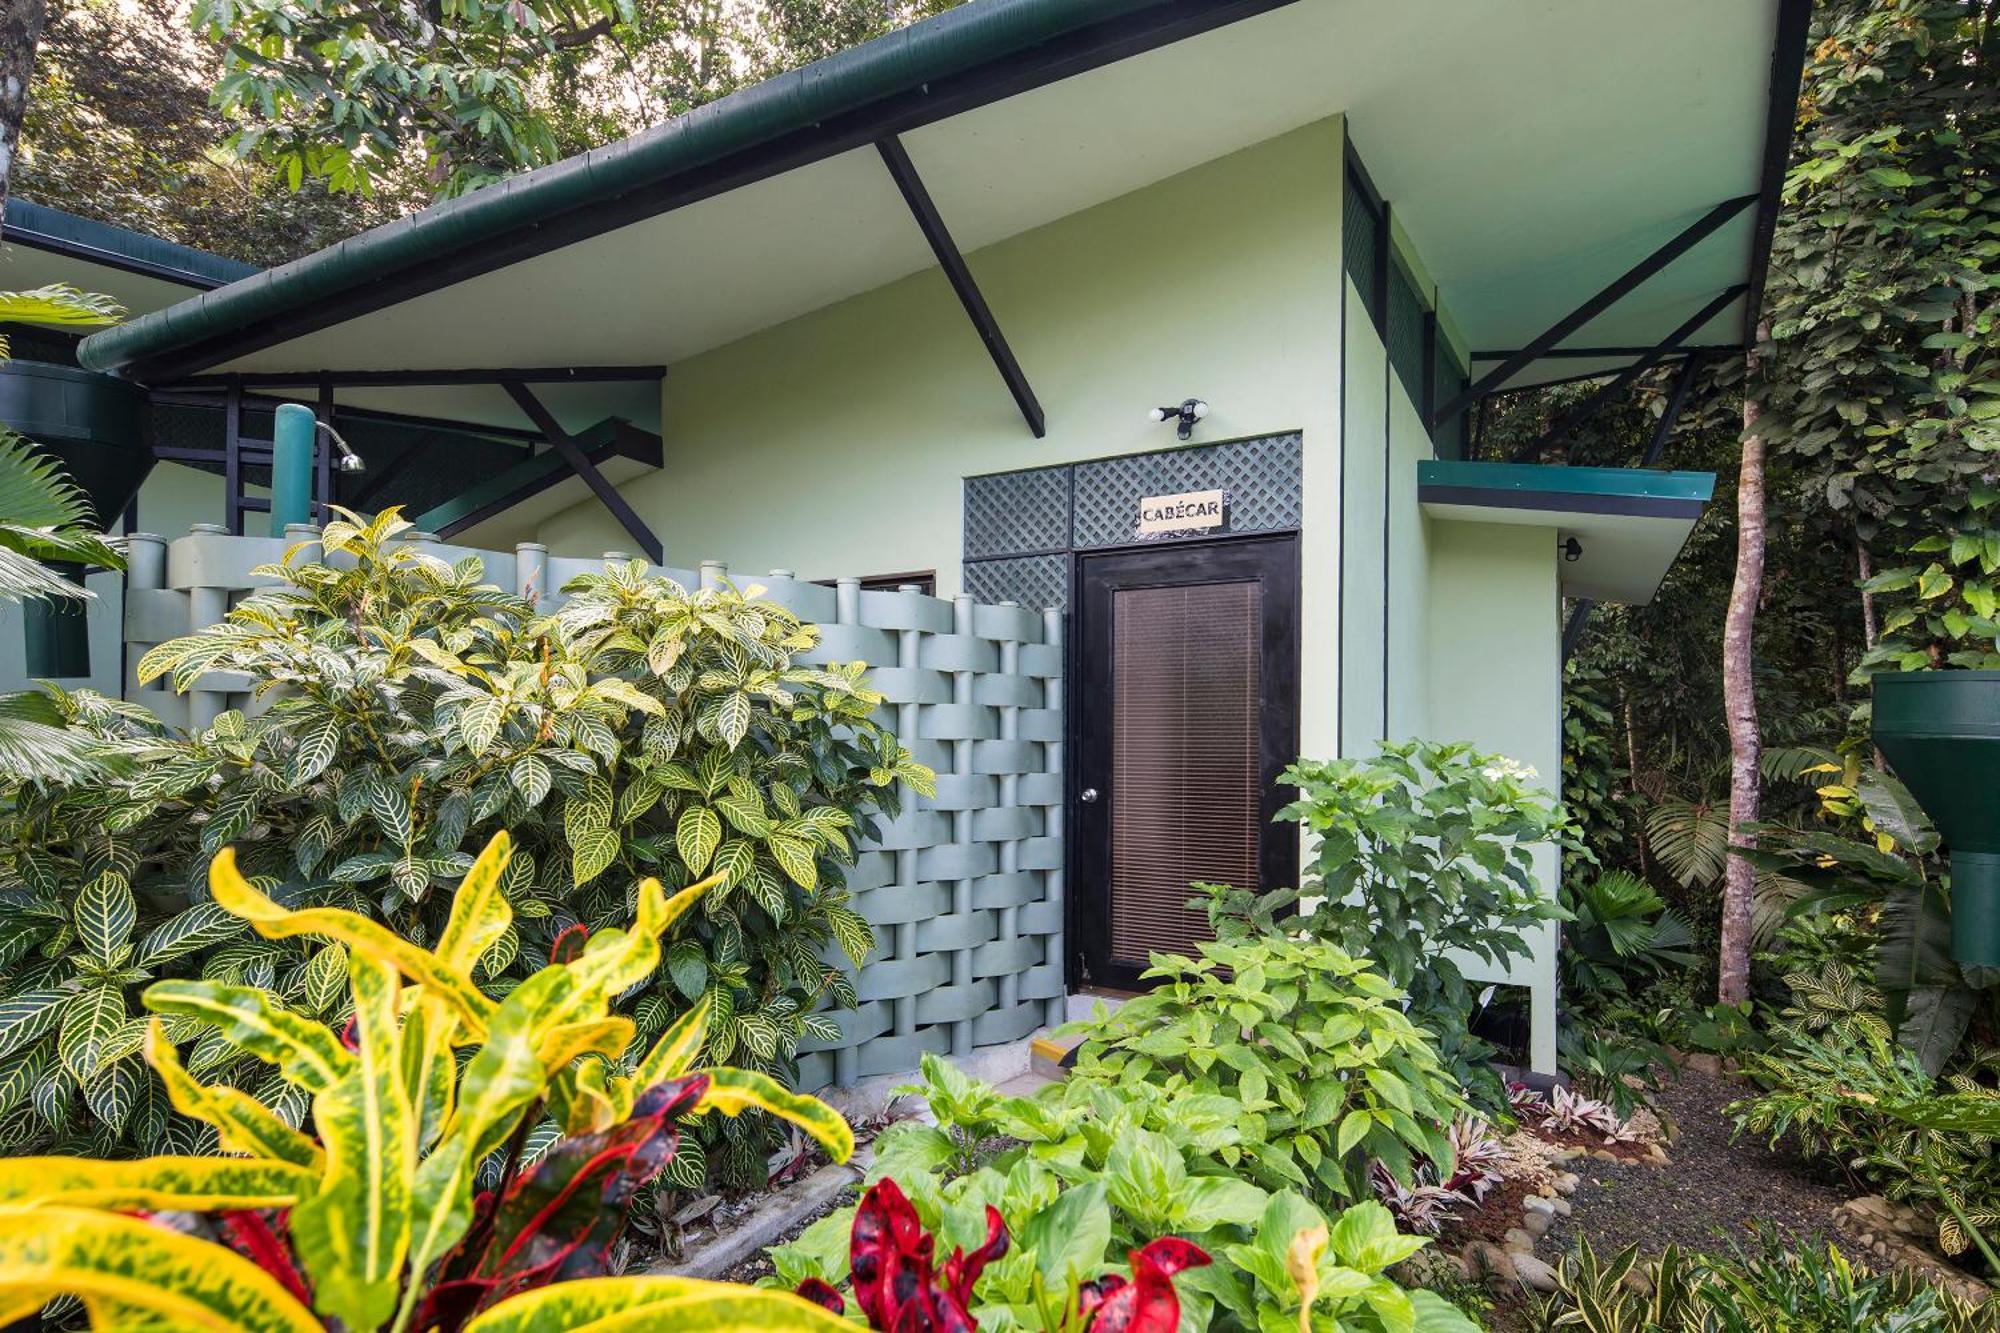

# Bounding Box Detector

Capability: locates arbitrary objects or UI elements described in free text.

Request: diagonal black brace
[877,136,1045,438]
[1432,193,1756,429]
[1561,342,1712,664]
[1561,598,1597,665]
[503,380,663,564]
[1511,283,1745,463]
[1642,352,1707,468]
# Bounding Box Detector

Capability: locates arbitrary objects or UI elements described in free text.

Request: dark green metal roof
[5,199,258,290]
[80,0,1284,381]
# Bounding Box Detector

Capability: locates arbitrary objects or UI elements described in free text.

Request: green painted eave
[78,0,1225,379]
[6,199,258,290]
[1418,460,1715,520]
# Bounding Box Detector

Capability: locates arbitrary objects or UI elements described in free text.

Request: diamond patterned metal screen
[1072,434,1300,548]
[961,435,1303,612]
[965,554,1069,611]
[964,467,1069,560]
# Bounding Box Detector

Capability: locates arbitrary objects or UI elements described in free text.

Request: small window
[818,571,937,595]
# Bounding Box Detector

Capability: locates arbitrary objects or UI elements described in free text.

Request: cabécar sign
[1136,488,1226,537]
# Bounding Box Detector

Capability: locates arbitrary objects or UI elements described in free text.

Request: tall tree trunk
[0,0,47,225]
[1855,535,1879,649]
[1719,336,1768,1004]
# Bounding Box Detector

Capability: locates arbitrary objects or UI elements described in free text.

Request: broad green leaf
[1025,1179,1111,1292]
[0,1156,313,1211]
[464,1274,849,1333]
[143,979,352,1093]
[73,873,136,963]
[144,1020,322,1170]
[694,1067,853,1163]
[618,1005,709,1114]
[434,830,516,975]
[208,847,494,1035]
[289,952,415,1333]
[57,986,127,1084]
[0,1205,321,1332]
[0,990,67,1060]
[677,805,721,874]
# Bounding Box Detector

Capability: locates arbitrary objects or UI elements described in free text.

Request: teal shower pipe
[270,403,316,535]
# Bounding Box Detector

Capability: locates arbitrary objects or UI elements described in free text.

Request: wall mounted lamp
[1149,398,1210,441]
[1560,536,1583,563]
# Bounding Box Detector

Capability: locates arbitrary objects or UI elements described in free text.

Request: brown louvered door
[1075,537,1299,988]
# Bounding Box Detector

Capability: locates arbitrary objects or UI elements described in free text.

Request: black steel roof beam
[1741,0,1813,346]
[502,380,662,564]
[1432,192,1757,428]
[1510,283,1745,463]
[117,0,1296,383]
[151,386,546,444]
[171,366,666,389]
[876,136,1044,438]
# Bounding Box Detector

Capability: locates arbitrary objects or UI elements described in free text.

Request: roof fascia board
[80,0,1301,383]
[3,199,258,290]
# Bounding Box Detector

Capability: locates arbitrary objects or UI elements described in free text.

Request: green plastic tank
[1872,670,2000,969]
[0,361,152,678]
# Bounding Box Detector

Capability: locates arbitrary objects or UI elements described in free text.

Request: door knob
[1079,787,1100,803]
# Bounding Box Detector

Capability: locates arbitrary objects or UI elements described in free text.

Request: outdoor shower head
[318,420,366,473]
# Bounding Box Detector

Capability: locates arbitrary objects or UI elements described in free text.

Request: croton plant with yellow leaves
[0,831,850,1331]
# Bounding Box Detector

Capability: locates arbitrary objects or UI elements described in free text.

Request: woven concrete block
[122,529,1067,1092]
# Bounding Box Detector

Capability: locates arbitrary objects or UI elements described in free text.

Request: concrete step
[1029,1028,1083,1081]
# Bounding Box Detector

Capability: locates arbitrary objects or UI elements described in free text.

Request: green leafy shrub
[1733,1026,2000,1264]
[1267,740,1577,1108]
[1536,1232,1992,1332]
[1554,1025,1664,1121]
[0,509,931,1179]
[770,1054,1479,1333]
[1560,870,1699,996]
[0,831,855,1332]
[1062,920,1466,1203]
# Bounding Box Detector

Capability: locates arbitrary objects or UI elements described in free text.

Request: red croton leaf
[548,923,590,965]
[217,1210,312,1308]
[411,1073,710,1331]
[794,1277,846,1314]
[844,1178,1002,1332]
[1076,1237,1210,1333]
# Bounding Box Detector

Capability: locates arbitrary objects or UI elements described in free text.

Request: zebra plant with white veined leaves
[0,831,853,1332]
[106,505,929,1185]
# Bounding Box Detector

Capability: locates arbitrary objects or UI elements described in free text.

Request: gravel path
[1541,1065,1864,1260]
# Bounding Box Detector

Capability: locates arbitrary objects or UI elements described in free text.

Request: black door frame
[1064,531,1301,990]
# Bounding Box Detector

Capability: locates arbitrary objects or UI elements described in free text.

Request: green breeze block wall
[122,523,1066,1090]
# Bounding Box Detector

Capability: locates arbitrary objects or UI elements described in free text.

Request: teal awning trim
[1417,460,1715,521]
[5,199,258,290]
[79,0,1285,380]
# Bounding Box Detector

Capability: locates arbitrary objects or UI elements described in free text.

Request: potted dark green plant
[1872,671,2000,969]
